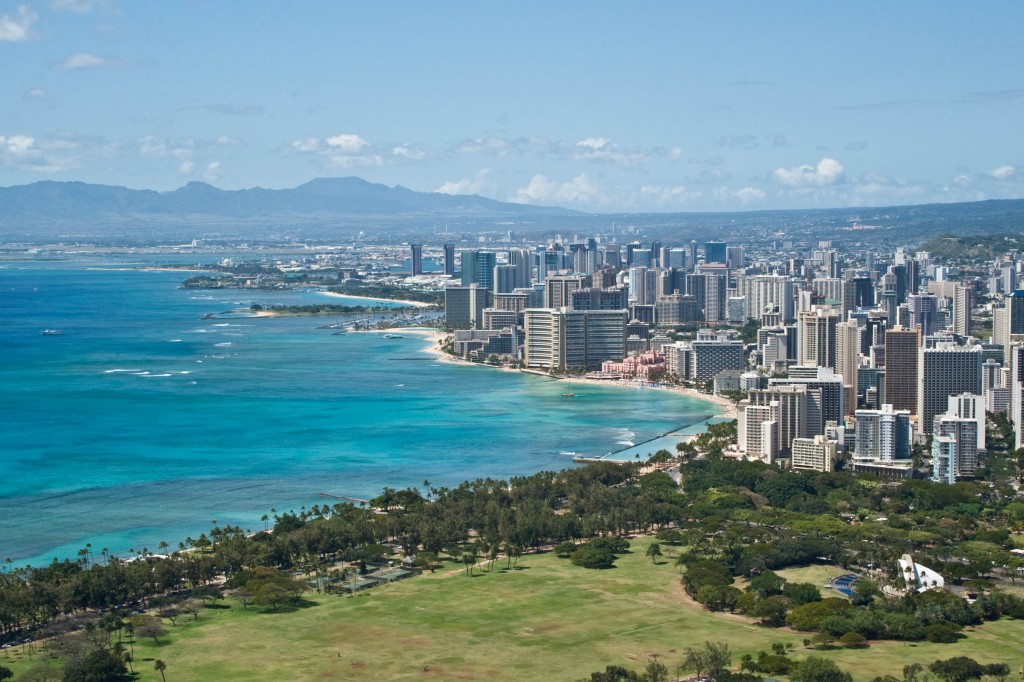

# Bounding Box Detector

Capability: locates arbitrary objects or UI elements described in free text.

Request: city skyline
[1,1,1022,212]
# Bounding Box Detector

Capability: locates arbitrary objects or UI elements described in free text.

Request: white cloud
[0,133,82,173]
[290,137,320,153]
[24,87,47,99]
[734,187,767,204]
[436,169,490,196]
[668,146,683,161]
[991,165,1015,180]
[289,133,428,169]
[139,136,233,179]
[512,173,602,206]
[454,137,510,157]
[773,157,845,186]
[391,144,428,161]
[325,133,370,152]
[203,161,222,182]
[53,52,124,69]
[576,137,610,151]
[0,5,35,42]
[953,174,972,187]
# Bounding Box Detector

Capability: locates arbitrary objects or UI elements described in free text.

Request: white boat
[41,329,64,335]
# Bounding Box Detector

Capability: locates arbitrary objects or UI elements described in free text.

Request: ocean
[0,255,720,566]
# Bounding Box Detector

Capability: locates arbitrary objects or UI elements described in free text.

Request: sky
[1,1,1022,213]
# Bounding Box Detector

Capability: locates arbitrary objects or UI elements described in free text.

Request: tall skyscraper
[444,284,491,329]
[884,326,921,414]
[908,293,940,337]
[443,244,455,276]
[704,241,727,265]
[545,274,591,309]
[855,404,912,463]
[523,308,626,371]
[836,319,860,415]
[917,343,982,435]
[409,244,423,276]
[797,308,838,369]
[460,250,497,289]
[953,284,974,337]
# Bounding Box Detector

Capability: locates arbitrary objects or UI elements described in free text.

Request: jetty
[318,492,370,505]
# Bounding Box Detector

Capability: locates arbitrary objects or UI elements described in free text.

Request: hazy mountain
[0,177,576,239]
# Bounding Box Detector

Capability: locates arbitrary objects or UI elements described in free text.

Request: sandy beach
[413,329,737,419]
[319,290,434,308]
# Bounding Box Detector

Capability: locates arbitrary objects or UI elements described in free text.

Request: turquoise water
[0,257,719,566]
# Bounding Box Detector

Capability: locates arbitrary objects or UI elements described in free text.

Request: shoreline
[318,290,433,308]
[416,328,736,419]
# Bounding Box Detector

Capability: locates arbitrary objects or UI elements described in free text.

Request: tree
[750,595,789,626]
[928,657,985,682]
[0,667,11,681]
[838,631,868,648]
[131,615,167,645]
[646,543,663,564]
[154,659,167,682]
[680,641,731,681]
[61,648,128,682]
[644,658,669,682]
[789,656,853,682]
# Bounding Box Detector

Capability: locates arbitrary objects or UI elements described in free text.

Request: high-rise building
[690,329,744,381]
[908,293,940,337]
[460,250,497,289]
[509,248,533,288]
[770,366,845,432]
[704,241,727,265]
[931,393,984,481]
[523,308,627,371]
[746,384,820,458]
[545,274,591,309]
[917,343,982,435]
[744,274,796,323]
[443,244,455,276]
[953,284,974,337]
[696,263,728,324]
[797,308,838,369]
[855,404,912,463]
[836,319,860,415]
[884,326,921,413]
[410,244,423,276]
[444,284,491,329]
[792,435,837,473]
[492,264,519,294]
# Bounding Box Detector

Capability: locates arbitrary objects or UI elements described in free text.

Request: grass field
[4,537,1024,681]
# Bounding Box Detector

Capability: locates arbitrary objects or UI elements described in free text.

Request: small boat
[562,392,575,397]
[383,333,404,339]
[41,329,64,335]
[559,451,578,456]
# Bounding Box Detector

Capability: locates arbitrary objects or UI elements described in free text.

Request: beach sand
[409,329,737,418]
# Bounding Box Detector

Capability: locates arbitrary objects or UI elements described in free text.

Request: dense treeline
[1,462,684,638]
[4,442,1024,662]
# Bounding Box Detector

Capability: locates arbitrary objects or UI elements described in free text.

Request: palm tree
[154,659,167,682]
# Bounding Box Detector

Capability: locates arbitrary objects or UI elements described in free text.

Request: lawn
[4,537,1024,681]
[774,564,852,590]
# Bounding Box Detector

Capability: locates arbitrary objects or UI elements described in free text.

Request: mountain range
[0,176,575,239]
[1,176,1023,245]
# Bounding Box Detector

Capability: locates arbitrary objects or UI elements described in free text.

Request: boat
[382,333,404,339]
[41,329,64,335]
[559,451,578,456]
[562,392,575,397]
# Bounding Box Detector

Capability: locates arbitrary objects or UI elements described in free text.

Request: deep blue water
[0,257,718,566]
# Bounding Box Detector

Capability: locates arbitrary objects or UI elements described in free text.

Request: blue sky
[1,1,1022,212]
